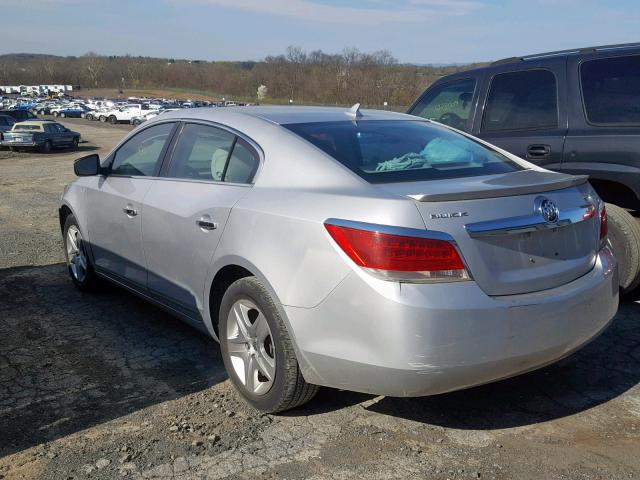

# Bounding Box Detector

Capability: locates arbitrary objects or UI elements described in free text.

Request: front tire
[99,115,107,122]
[63,214,98,291]
[606,203,640,295]
[40,140,52,153]
[219,277,318,413]
[109,115,118,125]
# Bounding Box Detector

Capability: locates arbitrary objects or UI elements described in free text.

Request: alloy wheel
[226,299,276,396]
[66,225,88,282]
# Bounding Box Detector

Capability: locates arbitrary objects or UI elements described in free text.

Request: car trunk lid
[2,131,34,143]
[377,170,600,296]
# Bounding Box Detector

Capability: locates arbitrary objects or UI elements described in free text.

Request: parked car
[35,102,60,115]
[408,42,640,295]
[0,109,38,122]
[100,104,151,124]
[60,106,618,413]
[0,114,16,144]
[55,105,92,118]
[2,120,80,153]
[130,110,162,126]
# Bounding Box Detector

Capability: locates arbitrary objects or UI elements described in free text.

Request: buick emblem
[536,197,559,223]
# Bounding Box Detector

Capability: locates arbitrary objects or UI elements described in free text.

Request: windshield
[285,120,523,183]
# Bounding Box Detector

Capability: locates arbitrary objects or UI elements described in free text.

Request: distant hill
[0,48,485,107]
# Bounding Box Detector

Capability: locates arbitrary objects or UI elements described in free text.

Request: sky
[0,0,638,64]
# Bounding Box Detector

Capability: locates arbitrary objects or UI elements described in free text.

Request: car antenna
[346,103,363,121]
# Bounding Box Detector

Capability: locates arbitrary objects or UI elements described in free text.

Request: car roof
[158,105,419,126]
[15,120,55,126]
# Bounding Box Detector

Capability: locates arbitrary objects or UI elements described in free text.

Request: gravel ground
[0,117,639,480]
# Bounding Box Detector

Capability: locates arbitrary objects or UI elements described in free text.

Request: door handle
[526,144,551,159]
[123,206,138,217]
[196,218,218,231]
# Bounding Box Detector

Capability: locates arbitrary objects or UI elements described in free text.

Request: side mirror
[74,154,101,176]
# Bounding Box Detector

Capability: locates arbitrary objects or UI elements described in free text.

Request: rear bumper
[285,245,619,397]
[0,140,39,147]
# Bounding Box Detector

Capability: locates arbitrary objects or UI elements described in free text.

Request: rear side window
[409,78,476,132]
[581,55,640,125]
[167,124,236,181]
[111,123,174,177]
[482,70,558,131]
[166,124,259,183]
[285,120,522,184]
[224,138,259,183]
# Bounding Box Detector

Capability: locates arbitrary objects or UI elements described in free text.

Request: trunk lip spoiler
[407,173,589,202]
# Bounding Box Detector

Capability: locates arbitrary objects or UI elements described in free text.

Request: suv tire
[605,203,640,295]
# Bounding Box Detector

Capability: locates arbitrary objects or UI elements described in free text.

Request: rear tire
[99,115,107,122]
[219,277,319,413]
[60,113,66,118]
[606,203,640,296]
[109,115,117,125]
[40,140,52,154]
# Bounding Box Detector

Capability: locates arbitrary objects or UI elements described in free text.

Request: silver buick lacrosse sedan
[60,105,619,412]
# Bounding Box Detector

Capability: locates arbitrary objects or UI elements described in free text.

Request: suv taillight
[324,222,469,283]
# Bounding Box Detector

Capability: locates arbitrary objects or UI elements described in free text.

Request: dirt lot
[1,117,639,480]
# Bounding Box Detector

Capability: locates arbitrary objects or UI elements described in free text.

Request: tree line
[0,47,484,107]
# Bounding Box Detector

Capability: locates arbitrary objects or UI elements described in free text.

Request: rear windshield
[285,120,522,183]
[13,124,40,131]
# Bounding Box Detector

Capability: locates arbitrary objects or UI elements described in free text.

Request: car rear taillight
[599,204,608,243]
[324,222,469,283]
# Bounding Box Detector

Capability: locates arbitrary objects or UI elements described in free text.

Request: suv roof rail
[491,42,640,66]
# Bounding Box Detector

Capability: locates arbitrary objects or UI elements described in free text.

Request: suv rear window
[285,120,522,184]
[581,55,640,125]
[482,69,558,132]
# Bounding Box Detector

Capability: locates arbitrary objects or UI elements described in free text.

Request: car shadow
[362,300,640,429]
[51,145,99,155]
[0,263,227,457]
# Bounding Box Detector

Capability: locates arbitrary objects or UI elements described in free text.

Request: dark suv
[408,42,640,295]
[0,109,38,122]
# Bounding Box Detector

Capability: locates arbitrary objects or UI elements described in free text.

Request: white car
[100,104,151,124]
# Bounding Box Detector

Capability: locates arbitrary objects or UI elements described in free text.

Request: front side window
[581,55,640,125]
[409,78,476,132]
[482,69,558,132]
[285,120,522,184]
[111,122,174,176]
[167,124,236,181]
